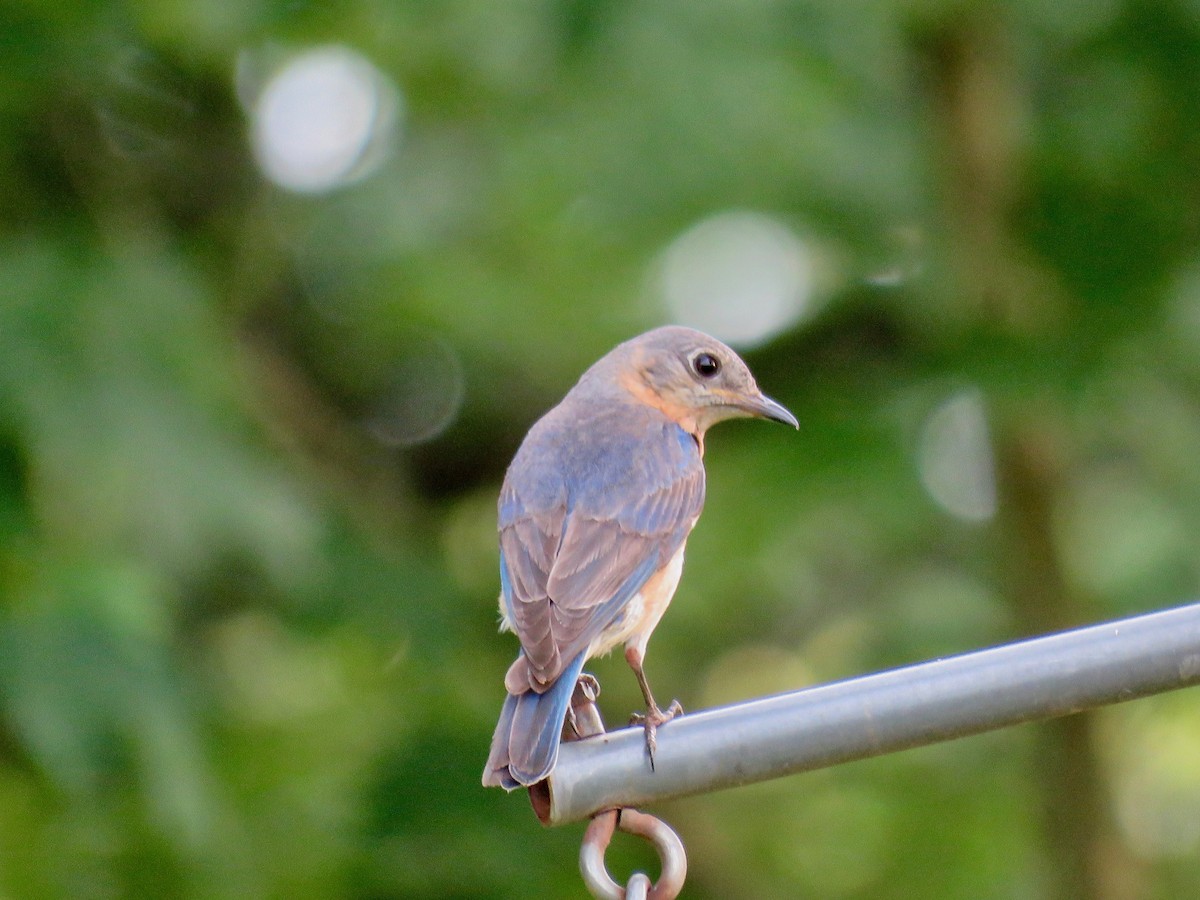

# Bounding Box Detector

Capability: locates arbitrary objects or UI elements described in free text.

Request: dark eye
[692,352,721,378]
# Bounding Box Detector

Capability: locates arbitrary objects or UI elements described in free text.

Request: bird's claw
[629,700,683,771]
[565,673,603,738]
[576,672,601,701]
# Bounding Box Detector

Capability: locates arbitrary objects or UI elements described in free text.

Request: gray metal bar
[540,601,1200,825]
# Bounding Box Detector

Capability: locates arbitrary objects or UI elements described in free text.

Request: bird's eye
[692,352,721,378]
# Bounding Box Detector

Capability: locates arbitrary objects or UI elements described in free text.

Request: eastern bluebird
[482,326,797,790]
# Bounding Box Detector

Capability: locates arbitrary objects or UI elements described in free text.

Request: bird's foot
[565,673,603,738]
[629,699,683,770]
[576,672,601,701]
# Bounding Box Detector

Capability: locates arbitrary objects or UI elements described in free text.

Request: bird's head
[610,326,798,438]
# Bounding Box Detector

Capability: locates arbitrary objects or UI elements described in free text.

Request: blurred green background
[4,1,1200,897]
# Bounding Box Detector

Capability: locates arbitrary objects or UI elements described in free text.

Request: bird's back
[498,392,705,683]
[503,396,702,527]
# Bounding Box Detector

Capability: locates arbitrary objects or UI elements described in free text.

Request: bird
[482,325,797,790]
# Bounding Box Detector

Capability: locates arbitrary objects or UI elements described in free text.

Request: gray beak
[743,392,799,429]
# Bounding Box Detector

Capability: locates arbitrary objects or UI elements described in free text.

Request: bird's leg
[625,647,682,770]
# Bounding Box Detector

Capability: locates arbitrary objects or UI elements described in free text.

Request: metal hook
[579,808,688,900]
[556,675,688,898]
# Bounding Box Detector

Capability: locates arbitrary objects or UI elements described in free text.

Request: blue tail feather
[482,651,588,790]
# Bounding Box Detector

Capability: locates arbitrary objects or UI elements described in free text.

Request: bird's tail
[482,650,587,790]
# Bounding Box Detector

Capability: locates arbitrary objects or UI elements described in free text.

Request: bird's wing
[499,421,704,687]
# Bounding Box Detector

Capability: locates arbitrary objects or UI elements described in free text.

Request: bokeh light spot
[250,46,400,194]
[918,388,997,522]
[1114,703,1200,859]
[362,335,465,448]
[656,210,817,348]
[865,224,925,288]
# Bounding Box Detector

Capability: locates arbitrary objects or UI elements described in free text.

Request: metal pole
[539,601,1200,825]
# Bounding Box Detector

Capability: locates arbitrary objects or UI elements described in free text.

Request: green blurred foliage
[3,0,1200,897]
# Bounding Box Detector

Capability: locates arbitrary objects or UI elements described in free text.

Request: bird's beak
[740,392,799,429]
